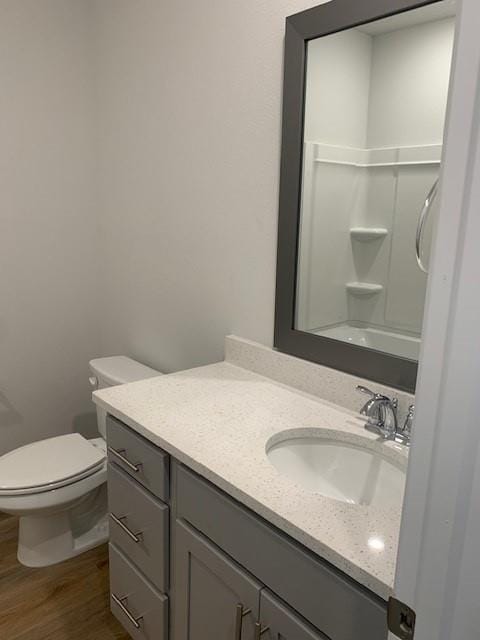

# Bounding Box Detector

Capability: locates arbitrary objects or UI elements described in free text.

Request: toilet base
[17,485,108,567]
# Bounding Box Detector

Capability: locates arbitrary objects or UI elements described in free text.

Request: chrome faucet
[356,385,398,440]
[356,386,413,445]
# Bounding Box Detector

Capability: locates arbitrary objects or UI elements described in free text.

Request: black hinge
[388,596,416,640]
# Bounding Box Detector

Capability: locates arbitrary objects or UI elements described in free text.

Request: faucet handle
[400,404,415,442]
[389,403,415,446]
[356,385,397,405]
[357,385,380,398]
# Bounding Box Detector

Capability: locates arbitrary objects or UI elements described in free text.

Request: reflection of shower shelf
[315,158,440,167]
[312,142,443,167]
[346,282,383,296]
[350,227,388,242]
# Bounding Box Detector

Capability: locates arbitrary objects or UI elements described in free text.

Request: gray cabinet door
[258,590,328,640]
[173,520,261,640]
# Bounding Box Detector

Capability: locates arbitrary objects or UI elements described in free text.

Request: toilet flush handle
[89,376,98,389]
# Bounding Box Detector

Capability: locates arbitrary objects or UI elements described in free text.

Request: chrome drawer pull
[111,593,143,629]
[108,446,141,473]
[255,622,270,639]
[235,604,252,640]
[109,513,143,543]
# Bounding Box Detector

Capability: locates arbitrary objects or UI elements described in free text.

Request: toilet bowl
[0,356,161,567]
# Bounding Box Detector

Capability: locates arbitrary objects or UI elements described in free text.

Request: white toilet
[0,356,161,568]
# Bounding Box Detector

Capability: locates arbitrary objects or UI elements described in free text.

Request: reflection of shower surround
[296,141,441,343]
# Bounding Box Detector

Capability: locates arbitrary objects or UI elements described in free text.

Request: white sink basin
[266,431,405,508]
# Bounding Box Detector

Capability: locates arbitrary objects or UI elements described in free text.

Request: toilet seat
[0,434,106,496]
[0,463,107,515]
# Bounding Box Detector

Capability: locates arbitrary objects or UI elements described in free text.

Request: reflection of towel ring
[415,178,439,274]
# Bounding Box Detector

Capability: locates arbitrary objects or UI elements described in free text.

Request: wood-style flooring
[0,513,129,640]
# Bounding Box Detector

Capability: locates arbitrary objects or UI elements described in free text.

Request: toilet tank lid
[89,356,162,386]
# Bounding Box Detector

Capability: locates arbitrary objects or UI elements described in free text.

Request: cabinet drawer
[107,414,169,501]
[109,543,168,640]
[108,463,169,592]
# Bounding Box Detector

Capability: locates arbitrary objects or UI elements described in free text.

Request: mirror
[275,0,456,391]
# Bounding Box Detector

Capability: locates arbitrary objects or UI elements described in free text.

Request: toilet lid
[0,434,105,494]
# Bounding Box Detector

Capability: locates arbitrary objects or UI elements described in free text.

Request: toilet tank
[89,356,162,438]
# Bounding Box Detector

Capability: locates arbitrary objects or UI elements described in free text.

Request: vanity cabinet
[106,415,388,640]
[173,463,387,640]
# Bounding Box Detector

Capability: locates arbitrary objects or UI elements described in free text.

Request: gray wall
[93,0,324,374]
[0,0,100,454]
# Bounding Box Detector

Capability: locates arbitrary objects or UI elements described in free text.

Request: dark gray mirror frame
[275,0,446,393]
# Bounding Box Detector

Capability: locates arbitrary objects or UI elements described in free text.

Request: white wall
[0,1,100,454]
[93,0,325,374]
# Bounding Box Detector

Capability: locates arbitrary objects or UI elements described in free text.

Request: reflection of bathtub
[314,325,420,360]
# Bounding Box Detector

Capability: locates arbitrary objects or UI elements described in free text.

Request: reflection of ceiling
[356,1,456,36]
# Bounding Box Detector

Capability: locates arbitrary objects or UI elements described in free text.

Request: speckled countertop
[93,359,408,600]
